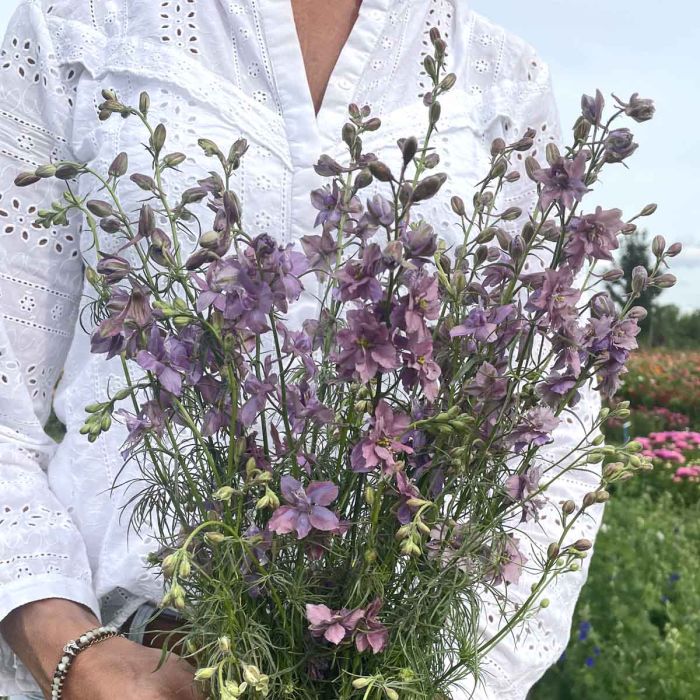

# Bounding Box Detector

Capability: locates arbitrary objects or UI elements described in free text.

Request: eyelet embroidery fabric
[0,2,604,697]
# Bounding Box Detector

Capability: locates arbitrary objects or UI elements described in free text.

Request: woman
[0,1,604,698]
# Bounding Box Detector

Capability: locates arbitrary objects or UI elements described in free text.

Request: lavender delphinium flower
[351,400,413,474]
[305,604,364,646]
[604,128,638,163]
[268,476,340,539]
[565,206,624,273]
[526,268,582,329]
[532,150,591,210]
[335,243,385,303]
[136,328,191,396]
[354,599,389,654]
[508,406,560,452]
[334,308,399,383]
[504,466,546,523]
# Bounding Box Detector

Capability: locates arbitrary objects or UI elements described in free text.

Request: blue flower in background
[593,646,601,656]
[585,656,596,668]
[578,620,591,641]
[669,572,680,583]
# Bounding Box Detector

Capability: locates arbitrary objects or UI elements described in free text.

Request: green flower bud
[194,667,217,682]
[108,152,128,178]
[352,677,373,689]
[14,172,41,187]
[86,200,114,217]
[152,123,167,153]
[412,173,447,202]
[139,91,150,114]
[385,688,400,700]
[213,486,235,501]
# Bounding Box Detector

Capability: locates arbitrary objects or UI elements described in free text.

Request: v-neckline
[260,0,393,165]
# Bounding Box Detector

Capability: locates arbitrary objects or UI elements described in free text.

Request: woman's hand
[0,598,203,700]
[63,635,203,700]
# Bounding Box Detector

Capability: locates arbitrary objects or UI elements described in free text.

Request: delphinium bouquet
[15,29,677,700]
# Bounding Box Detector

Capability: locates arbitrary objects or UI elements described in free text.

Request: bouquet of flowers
[15,29,678,699]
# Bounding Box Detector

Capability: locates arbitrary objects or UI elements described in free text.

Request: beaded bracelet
[50,625,121,699]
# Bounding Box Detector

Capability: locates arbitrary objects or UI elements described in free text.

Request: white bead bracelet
[50,625,121,699]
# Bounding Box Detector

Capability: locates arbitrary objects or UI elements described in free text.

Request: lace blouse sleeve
[0,1,99,693]
[457,45,607,700]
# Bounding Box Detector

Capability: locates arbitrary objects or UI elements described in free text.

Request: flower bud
[55,162,81,180]
[501,206,522,222]
[640,203,658,216]
[163,152,187,167]
[451,195,466,216]
[490,158,508,179]
[509,235,525,260]
[440,73,457,91]
[631,265,648,294]
[595,490,610,503]
[490,138,506,156]
[385,689,400,700]
[525,156,541,181]
[666,242,682,257]
[353,678,373,689]
[86,200,114,218]
[582,493,597,508]
[401,136,418,166]
[194,667,217,682]
[152,123,166,153]
[412,173,447,202]
[139,91,150,114]
[424,152,440,169]
[364,117,381,131]
[35,164,57,178]
[545,143,561,166]
[562,500,576,515]
[198,138,222,158]
[213,486,235,501]
[573,538,593,551]
[540,598,550,609]
[429,100,442,125]
[627,305,648,320]
[204,532,226,545]
[131,173,156,191]
[602,267,624,282]
[14,172,40,187]
[161,553,178,578]
[368,160,393,182]
[108,152,128,178]
[573,116,592,142]
[547,543,560,560]
[653,273,676,288]
[355,168,373,190]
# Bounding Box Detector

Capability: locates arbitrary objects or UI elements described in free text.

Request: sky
[1,1,697,310]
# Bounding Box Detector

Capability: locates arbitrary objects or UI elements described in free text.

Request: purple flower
[350,400,413,474]
[96,254,131,284]
[335,243,385,303]
[395,471,421,525]
[504,466,546,523]
[604,129,638,163]
[116,399,168,457]
[301,229,339,280]
[400,333,441,402]
[366,194,394,227]
[240,372,278,427]
[450,304,515,343]
[537,372,581,408]
[305,604,364,645]
[311,182,342,228]
[193,258,273,333]
[136,328,190,396]
[533,151,591,210]
[285,379,334,434]
[464,362,508,403]
[250,237,309,312]
[268,476,340,539]
[490,534,527,586]
[614,92,655,123]
[565,207,624,272]
[91,284,153,359]
[402,221,437,261]
[508,407,560,452]
[526,268,581,328]
[393,271,440,335]
[585,314,640,396]
[581,90,605,125]
[334,308,399,383]
[354,599,389,654]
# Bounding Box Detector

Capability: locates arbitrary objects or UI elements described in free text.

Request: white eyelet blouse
[0,1,605,697]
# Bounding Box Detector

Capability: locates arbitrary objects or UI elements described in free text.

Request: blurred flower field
[531,351,700,699]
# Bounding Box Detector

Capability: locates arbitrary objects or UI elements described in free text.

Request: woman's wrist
[0,598,101,695]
